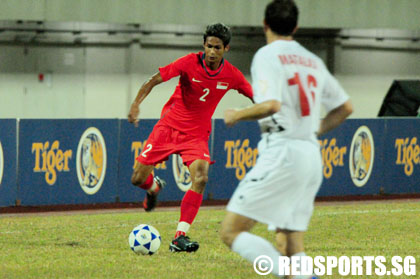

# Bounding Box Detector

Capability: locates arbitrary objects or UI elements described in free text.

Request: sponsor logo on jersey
[216,82,229,90]
[172,154,191,192]
[0,142,3,185]
[395,137,420,176]
[225,139,258,180]
[192,77,202,83]
[319,138,347,179]
[76,127,106,195]
[349,126,374,187]
[131,141,166,170]
[32,140,73,185]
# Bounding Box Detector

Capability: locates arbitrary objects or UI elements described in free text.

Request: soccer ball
[128,224,161,255]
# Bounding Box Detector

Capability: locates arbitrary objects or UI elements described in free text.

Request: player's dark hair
[203,23,231,47]
[265,0,298,36]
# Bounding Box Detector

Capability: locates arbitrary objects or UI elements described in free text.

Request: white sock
[147,181,158,193]
[232,232,284,278]
[176,221,190,234]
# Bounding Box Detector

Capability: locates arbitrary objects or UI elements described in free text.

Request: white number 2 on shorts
[141,144,153,157]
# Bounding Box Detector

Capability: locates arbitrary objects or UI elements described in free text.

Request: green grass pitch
[0,201,419,279]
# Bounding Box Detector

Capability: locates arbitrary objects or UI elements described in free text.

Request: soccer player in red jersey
[127,23,253,252]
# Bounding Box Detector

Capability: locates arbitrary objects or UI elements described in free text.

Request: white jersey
[251,40,349,143]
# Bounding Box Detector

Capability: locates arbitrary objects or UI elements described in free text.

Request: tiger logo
[172,154,192,192]
[76,127,107,195]
[349,126,374,187]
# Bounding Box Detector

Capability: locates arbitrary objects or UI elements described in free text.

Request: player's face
[203,36,229,69]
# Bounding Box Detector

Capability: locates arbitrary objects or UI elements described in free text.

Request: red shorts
[136,123,213,167]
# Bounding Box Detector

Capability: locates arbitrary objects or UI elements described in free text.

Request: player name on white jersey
[278,54,318,69]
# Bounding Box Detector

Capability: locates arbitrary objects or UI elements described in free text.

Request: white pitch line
[0,208,417,235]
[0,218,225,235]
[315,208,420,216]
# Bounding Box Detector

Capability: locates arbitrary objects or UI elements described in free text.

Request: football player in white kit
[220,0,353,278]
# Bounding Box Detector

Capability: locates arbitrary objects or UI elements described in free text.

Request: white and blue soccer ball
[128,224,161,255]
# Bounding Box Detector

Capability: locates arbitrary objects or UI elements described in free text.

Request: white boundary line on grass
[1,208,419,234]
[315,208,420,216]
[0,199,418,218]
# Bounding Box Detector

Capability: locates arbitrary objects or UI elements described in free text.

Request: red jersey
[158,52,253,138]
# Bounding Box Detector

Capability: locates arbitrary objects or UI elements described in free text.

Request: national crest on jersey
[216,82,229,90]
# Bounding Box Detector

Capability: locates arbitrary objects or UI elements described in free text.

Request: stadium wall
[1,43,419,120]
[0,118,419,207]
[1,0,419,30]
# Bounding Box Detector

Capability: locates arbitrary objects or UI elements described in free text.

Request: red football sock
[175,190,203,238]
[137,173,154,190]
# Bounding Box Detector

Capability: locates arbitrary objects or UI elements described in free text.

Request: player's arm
[234,69,254,103]
[128,72,163,126]
[224,100,281,127]
[238,81,255,104]
[318,100,353,136]
[318,68,353,136]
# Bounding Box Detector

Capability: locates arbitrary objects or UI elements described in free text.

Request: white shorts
[227,134,323,231]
